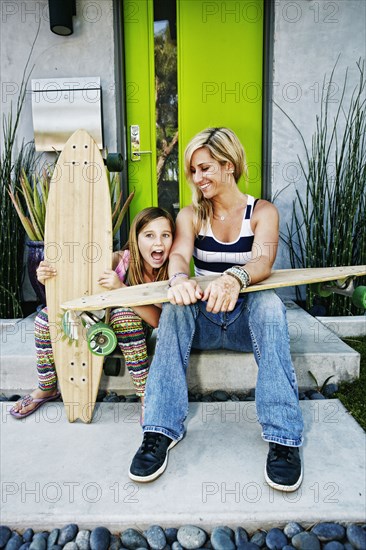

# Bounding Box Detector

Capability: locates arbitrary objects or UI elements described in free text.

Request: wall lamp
[49,0,76,36]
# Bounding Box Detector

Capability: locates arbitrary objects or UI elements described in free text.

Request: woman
[10,207,175,421]
[129,128,304,491]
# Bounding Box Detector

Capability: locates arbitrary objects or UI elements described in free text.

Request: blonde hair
[126,207,175,285]
[184,127,247,234]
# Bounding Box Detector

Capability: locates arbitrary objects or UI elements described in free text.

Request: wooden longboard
[45,129,113,423]
[62,266,366,311]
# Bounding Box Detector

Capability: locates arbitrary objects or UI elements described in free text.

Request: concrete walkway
[1,400,365,531]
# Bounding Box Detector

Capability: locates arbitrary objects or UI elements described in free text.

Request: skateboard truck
[314,277,366,308]
[62,309,117,356]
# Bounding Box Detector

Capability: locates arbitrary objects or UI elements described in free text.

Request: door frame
[114,0,275,233]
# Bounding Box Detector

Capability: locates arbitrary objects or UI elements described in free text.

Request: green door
[123,0,264,220]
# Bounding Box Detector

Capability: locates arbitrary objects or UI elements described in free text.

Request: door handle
[130,124,152,161]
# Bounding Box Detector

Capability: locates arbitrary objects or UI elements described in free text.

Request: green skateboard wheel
[87,323,117,356]
[312,282,333,298]
[106,153,123,172]
[352,286,366,309]
[103,356,122,376]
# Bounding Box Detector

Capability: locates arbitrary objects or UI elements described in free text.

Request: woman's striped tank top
[193,195,258,277]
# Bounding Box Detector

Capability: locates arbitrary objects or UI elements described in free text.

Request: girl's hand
[202,274,240,313]
[98,270,124,290]
[37,261,57,284]
[167,278,203,306]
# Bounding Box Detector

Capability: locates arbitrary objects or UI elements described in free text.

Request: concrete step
[1,400,365,530]
[0,302,360,395]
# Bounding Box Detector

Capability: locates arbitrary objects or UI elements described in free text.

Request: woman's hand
[37,261,57,284]
[98,270,124,290]
[167,278,203,305]
[202,274,240,313]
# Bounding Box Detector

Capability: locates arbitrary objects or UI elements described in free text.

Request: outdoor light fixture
[49,0,76,36]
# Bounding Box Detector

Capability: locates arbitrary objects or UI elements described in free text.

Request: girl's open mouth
[151,250,164,262]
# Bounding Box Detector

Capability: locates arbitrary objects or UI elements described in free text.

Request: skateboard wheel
[313,282,333,298]
[87,323,117,356]
[106,153,123,172]
[352,286,366,309]
[103,356,122,376]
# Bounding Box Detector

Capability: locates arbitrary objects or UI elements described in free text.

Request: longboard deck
[62,266,366,311]
[45,129,113,423]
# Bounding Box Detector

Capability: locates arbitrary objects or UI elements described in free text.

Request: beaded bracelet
[223,266,251,290]
[168,272,189,287]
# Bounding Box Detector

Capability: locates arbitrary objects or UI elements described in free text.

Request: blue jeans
[144,290,304,447]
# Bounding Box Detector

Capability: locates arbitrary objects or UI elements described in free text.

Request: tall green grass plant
[0,35,38,318]
[278,60,366,315]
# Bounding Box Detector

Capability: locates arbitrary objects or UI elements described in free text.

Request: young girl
[10,207,175,419]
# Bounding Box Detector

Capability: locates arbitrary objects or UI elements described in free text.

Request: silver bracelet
[223,266,250,290]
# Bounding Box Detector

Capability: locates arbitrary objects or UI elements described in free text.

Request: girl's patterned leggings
[35,307,151,397]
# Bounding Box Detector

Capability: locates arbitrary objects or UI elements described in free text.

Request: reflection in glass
[154,2,179,218]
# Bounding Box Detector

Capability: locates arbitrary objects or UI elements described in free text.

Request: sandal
[9,392,61,419]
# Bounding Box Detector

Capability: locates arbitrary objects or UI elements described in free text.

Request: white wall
[272,0,366,282]
[0,0,117,153]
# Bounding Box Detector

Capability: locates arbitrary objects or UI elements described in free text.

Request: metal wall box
[31,77,103,151]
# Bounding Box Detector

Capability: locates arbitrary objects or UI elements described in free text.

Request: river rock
[250,531,267,548]
[47,529,59,549]
[284,523,303,539]
[346,524,366,550]
[74,530,90,550]
[121,529,148,550]
[234,528,249,547]
[145,526,166,550]
[0,527,12,548]
[311,523,345,542]
[57,524,78,546]
[109,534,122,550]
[212,390,230,401]
[323,543,344,550]
[177,526,207,549]
[266,529,288,550]
[22,530,34,544]
[29,534,47,550]
[165,529,178,545]
[210,528,235,550]
[90,527,110,550]
[292,532,320,550]
[323,383,338,397]
[5,533,23,550]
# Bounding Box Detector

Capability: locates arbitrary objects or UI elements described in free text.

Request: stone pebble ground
[0,522,366,550]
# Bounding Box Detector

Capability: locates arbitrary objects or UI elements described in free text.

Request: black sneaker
[265,443,303,492]
[129,432,178,482]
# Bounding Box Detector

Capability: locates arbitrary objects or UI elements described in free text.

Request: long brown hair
[126,207,175,285]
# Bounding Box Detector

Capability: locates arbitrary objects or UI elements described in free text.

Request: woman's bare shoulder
[177,204,195,219]
[253,199,279,218]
